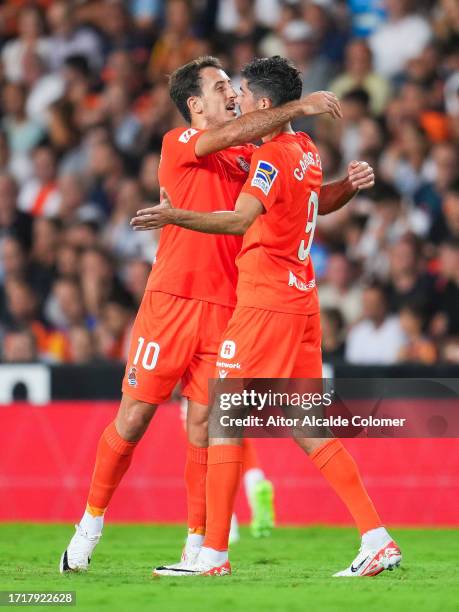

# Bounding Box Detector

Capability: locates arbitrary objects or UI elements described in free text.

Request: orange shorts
[216,306,322,378]
[122,291,233,405]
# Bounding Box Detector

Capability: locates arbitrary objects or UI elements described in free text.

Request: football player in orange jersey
[59,55,343,573]
[135,57,401,578]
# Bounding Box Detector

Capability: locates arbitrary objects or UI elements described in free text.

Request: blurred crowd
[0,0,458,367]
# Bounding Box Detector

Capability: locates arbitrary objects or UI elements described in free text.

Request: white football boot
[59,524,101,573]
[334,539,402,577]
[154,557,231,577]
[153,543,202,576]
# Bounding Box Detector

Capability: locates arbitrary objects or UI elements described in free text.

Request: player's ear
[258,97,273,110]
[188,96,203,117]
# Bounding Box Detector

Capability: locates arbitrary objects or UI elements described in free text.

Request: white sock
[199,546,228,566]
[362,527,391,550]
[229,513,240,543]
[244,468,265,506]
[79,511,104,537]
[186,533,204,549]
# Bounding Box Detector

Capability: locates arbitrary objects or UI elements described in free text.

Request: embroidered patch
[251,160,279,196]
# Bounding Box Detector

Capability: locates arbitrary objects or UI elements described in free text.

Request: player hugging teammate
[60,54,400,578]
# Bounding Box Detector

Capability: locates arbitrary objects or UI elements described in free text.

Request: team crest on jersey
[127,366,138,387]
[220,340,236,359]
[251,160,279,196]
[236,155,250,173]
[179,128,199,144]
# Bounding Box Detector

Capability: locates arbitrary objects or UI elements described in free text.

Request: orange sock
[203,444,243,551]
[185,443,208,534]
[242,438,260,473]
[86,422,138,515]
[310,439,382,535]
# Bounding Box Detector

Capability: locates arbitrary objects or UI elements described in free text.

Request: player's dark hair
[241,56,303,107]
[169,56,224,123]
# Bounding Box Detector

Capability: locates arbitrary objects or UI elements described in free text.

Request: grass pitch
[0,523,458,612]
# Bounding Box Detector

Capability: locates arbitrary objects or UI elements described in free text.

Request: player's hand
[130,188,174,230]
[348,160,375,191]
[301,91,342,119]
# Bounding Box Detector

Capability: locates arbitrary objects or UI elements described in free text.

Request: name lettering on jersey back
[179,128,199,144]
[293,152,322,182]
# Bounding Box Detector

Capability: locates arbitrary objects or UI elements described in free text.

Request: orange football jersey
[237,132,322,315]
[146,127,255,307]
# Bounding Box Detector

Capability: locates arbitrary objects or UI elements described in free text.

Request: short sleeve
[163,127,205,168]
[241,146,282,211]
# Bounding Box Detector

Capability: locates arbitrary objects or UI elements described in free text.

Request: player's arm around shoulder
[130,188,263,236]
[194,91,342,158]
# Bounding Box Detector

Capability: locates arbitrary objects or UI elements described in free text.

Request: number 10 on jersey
[133,337,160,370]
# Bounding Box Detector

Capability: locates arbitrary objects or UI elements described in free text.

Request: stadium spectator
[429,181,459,245]
[139,152,161,201]
[431,240,459,339]
[414,143,459,221]
[369,0,432,79]
[321,307,346,361]
[318,252,363,326]
[0,236,27,284]
[385,236,435,314]
[103,178,158,262]
[0,1,457,367]
[54,245,80,280]
[282,20,334,94]
[2,328,38,363]
[0,173,32,249]
[1,82,45,178]
[330,40,390,116]
[148,0,207,81]
[338,88,371,165]
[94,294,135,361]
[122,260,150,307]
[17,145,61,217]
[1,5,50,84]
[67,325,97,364]
[301,0,349,64]
[46,1,103,71]
[23,51,66,127]
[79,247,120,319]
[345,283,405,364]
[45,277,87,331]
[397,304,437,364]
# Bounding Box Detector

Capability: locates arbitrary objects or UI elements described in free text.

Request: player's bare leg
[60,394,157,572]
[294,436,401,576]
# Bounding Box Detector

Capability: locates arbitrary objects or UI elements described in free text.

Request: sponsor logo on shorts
[220,340,236,359]
[251,160,279,196]
[127,366,138,387]
[288,270,316,292]
[179,128,199,143]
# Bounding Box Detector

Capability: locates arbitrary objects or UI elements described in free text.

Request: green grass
[0,524,458,612]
